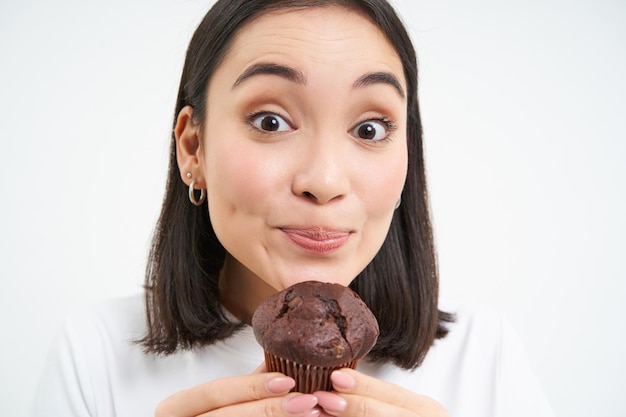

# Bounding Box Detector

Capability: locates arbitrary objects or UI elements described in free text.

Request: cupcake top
[251,281,379,367]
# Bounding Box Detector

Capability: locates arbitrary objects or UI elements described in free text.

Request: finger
[316,369,449,417]
[330,368,443,413]
[315,391,418,417]
[198,393,319,417]
[155,373,295,417]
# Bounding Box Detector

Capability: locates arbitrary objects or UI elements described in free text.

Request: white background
[1,0,624,415]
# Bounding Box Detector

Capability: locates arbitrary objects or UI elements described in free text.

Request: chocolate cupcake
[252,281,379,393]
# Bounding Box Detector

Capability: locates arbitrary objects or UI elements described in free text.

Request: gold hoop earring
[188,180,206,206]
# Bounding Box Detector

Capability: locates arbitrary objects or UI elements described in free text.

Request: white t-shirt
[32,295,554,416]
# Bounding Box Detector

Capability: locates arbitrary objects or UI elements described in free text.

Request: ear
[175,105,206,188]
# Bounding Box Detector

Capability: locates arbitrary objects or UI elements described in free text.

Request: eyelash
[245,111,293,135]
[245,111,398,142]
[355,116,398,143]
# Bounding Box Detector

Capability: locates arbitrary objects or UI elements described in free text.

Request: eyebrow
[353,72,405,99]
[232,62,405,99]
[232,62,307,89]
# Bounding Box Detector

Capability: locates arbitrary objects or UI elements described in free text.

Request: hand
[155,366,320,417]
[314,368,450,417]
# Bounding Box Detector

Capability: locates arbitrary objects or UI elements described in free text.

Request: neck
[219,255,277,324]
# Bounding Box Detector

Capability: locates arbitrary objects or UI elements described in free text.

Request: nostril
[303,191,316,200]
[292,172,349,205]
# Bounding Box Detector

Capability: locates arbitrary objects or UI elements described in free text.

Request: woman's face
[200,6,408,293]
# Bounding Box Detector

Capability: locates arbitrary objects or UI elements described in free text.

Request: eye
[350,118,395,141]
[249,112,292,133]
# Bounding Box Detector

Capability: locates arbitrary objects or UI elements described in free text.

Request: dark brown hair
[140,0,453,370]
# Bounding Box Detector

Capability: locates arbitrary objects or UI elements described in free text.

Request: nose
[291,135,350,205]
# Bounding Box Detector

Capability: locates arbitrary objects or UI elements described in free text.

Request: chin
[273,271,356,290]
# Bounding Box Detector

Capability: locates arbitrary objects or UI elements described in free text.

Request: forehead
[217,5,404,84]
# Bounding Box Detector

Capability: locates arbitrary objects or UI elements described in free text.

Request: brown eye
[250,113,292,132]
[261,116,279,131]
[351,119,389,141]
[358,123,377,140]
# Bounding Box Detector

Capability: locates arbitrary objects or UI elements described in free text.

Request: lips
[281,227,351,255]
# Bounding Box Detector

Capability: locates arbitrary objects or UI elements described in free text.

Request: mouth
[280,227,351,256]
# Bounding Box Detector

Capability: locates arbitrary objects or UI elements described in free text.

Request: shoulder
[363,300,554,417]
[362,300,554,416]
[60,294,146,347]
[363,300,512,378]
[433,299,534,372]
[33,294,148,416]
[439,299,510,345]
[437,299,535,362]
[53,294,149,382]
[441,299,505,328]
[434,299,511,351]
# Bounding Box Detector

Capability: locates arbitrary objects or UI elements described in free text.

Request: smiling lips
[281,227,351,255]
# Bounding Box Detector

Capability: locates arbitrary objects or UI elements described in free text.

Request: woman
[33,1,554,416]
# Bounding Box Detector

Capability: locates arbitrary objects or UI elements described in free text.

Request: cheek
[205,139,286,215]
[361,151,408,215]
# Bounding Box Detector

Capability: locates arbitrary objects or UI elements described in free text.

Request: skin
[167,5,450,417]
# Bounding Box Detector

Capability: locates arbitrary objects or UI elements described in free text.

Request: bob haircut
[140,0,453,370]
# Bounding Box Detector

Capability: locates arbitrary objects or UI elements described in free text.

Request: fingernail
[267,377,296,394]
[314,391,347,413]
[331,370,355,390]
[302,409,322,417]
[283,394,318,414]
